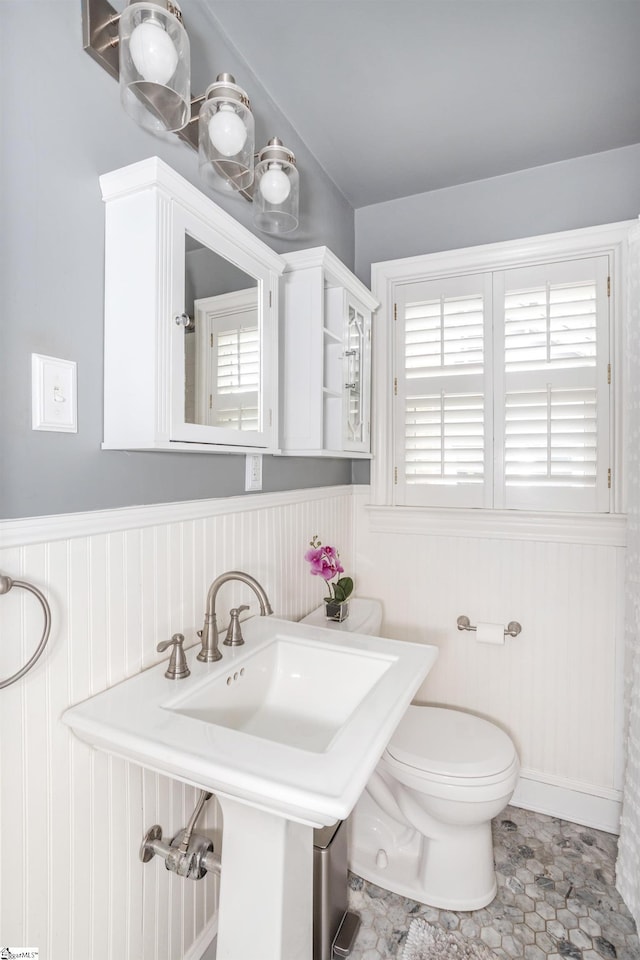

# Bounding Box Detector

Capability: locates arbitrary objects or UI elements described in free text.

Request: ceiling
[205,1,640,209]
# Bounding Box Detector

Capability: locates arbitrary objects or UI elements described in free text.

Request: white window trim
[370,220,633,536]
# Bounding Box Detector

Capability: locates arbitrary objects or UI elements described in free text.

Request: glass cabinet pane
[345,303,365,445]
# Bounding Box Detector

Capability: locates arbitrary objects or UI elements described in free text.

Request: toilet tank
[300,598,382,636]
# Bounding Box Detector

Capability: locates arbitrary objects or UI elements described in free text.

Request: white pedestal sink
[63,616,438,960]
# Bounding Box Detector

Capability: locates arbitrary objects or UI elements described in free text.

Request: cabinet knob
[175,313,195,331]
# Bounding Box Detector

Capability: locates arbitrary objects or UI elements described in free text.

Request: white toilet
[301,598,519,911]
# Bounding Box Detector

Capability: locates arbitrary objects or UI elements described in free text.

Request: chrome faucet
[197,570,273,662]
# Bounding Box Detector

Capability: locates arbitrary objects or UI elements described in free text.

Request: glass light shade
[119,0,190,134]
[254,139,299,235]
[198,75,254,193]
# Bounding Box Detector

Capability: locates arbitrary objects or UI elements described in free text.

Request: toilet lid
[385,706,517,779]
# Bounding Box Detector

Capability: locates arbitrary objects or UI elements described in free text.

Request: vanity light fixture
[81,0,301,234]
[198,74,255,194]
[254,138,299,235]
[118,0,190,134]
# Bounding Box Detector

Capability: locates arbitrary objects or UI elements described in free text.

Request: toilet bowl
[301,599,519,911]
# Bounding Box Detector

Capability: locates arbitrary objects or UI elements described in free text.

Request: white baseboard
[183,916,217,960]
[512,769,622,835]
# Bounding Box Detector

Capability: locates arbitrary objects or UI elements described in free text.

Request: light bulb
[208,104,248,157]
[129,19,179,85]
[259,163,291,205]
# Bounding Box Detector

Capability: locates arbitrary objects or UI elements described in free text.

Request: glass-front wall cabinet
[280,248,378,458]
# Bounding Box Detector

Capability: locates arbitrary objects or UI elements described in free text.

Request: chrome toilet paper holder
[457,615,522,638]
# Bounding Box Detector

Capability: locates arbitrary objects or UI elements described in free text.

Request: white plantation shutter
[214,326,260,430]
[495,257,609,511]
[194,289,260,433]
[394,256,610,512]
[395,274,492,507]
[216,327,260,394]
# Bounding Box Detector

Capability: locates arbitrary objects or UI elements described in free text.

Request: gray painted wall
[355,143,640,284]
[0,1,355,520]
[352,143,640,485]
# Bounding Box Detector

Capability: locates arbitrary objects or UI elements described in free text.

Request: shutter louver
[396,275,490,508]
[214,325,260,431]
[405,294,484,378]
[405,392,484,484]
[499,258,608,511]
[504,282,597,372]
[217,327,260,394]
[505,387,597,487]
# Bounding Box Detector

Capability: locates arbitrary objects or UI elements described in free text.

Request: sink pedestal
[216,795,314,960]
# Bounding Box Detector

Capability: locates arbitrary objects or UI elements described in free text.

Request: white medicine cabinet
[100,157,283,453]
[280,248,379,457]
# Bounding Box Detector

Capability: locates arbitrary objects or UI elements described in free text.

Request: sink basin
[167,636,392,752]
[63,615,438,826]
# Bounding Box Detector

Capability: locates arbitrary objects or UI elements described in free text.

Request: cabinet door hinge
[607,276,611,298]
[269,408,273,427]
[394,376,398,396]
[393,303,398,322]
[394,466,398,484]
[269,290,272,308]
[608,467,612,489]
[209,394,212,410]
[607,362,612,385]
[210,333,213,348]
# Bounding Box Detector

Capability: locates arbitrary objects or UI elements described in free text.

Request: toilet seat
[384,706,518,786]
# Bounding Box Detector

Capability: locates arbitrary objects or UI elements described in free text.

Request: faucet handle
[223,605,250,647]
[157,633,190,680]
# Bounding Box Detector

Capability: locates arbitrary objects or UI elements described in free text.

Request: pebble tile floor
[347,805,640,960]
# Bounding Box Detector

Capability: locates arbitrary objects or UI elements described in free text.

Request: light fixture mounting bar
[81,0,252,200]
[82,0,120,81]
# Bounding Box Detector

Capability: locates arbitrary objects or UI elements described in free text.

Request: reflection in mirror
[184,233,259,431]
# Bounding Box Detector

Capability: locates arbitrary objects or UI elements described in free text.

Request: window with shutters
[193,289,260,432]
[214,325,260,431]
[392,254,611,513]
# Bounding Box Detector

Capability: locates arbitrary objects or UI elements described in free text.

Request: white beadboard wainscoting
[0,486,354,960]
[354,490,627,835]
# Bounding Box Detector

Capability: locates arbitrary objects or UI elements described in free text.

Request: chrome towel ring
[0,574,52,689]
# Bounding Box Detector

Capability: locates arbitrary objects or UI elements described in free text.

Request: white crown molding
[364,504,627,546]
[0,485,355,549]
[281,245,379,311]
[99,156,284,275]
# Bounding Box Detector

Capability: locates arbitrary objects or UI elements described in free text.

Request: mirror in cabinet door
[174,221,263,446]
[100,157,283,453]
